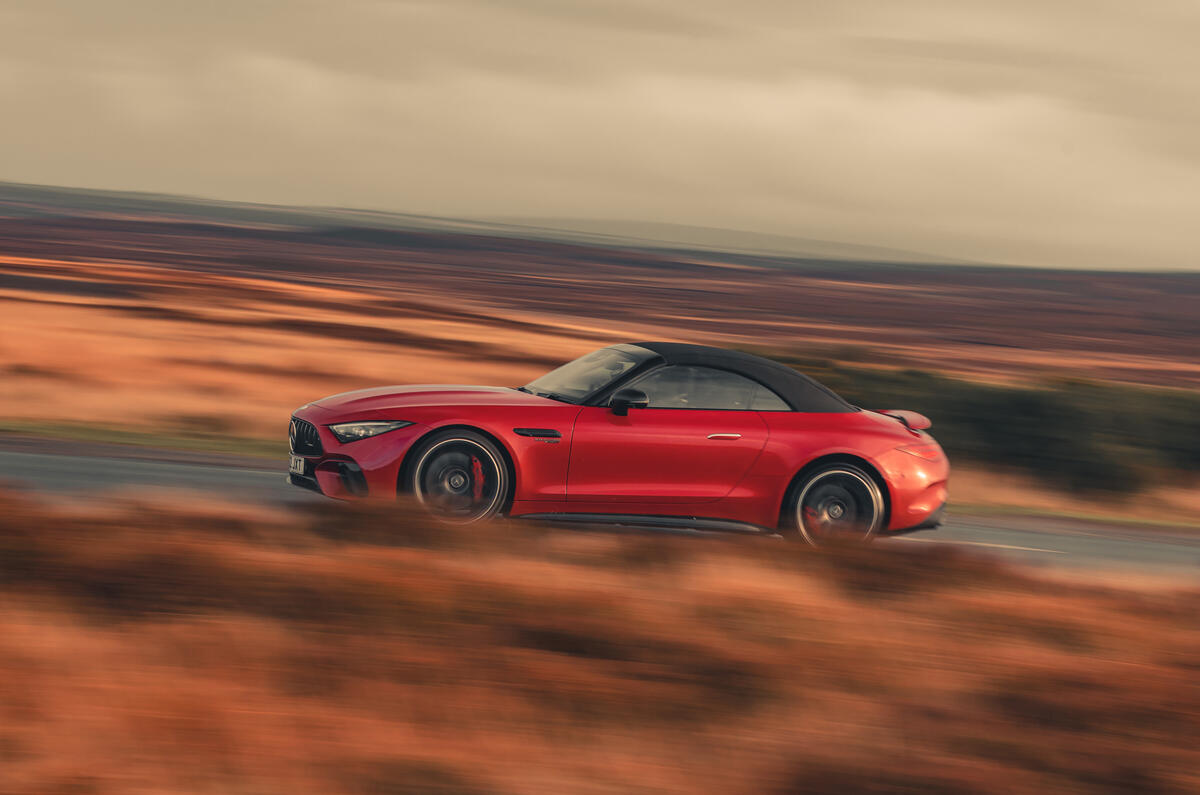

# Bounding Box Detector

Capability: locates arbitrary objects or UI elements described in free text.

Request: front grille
[289,417,323,455]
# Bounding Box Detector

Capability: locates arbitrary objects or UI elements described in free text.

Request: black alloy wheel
[411,431,509,523]
[790,465,884,545]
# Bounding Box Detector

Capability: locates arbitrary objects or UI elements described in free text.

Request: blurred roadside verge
[0,491,1197,794]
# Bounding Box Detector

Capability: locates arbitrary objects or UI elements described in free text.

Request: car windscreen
[522,345,655,403]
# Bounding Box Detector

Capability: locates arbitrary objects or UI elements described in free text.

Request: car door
[567,365,784,504]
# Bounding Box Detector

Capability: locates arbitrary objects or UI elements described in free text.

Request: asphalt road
[2,437,1197,580]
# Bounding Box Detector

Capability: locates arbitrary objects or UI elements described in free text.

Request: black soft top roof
[627,342,857,413]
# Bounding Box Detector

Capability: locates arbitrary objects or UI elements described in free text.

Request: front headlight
[328,420,413,443]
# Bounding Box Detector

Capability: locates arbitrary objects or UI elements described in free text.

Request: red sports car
[288,343,948,543]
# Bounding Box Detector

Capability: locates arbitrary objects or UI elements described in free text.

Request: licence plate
[289,454,306,475]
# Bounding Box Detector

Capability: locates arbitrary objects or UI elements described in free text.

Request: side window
[632,366,790,411]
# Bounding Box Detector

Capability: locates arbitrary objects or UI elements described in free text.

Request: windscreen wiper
[513,385,573,403]
[537,390,575,404]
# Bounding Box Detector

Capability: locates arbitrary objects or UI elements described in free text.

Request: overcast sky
[2,0,1198,268]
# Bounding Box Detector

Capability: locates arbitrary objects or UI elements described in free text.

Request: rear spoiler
[876,409,932,431]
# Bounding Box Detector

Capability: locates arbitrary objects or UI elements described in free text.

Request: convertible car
[288,343,948,543]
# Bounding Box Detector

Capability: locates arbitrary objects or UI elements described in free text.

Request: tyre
[408,430,510,524]
[786,464,884,545]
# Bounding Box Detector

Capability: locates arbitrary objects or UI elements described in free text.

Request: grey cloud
[1,0,1198,268]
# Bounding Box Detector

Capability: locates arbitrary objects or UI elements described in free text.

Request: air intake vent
[289,417,323,455]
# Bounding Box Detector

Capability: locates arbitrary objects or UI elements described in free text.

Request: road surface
[1,436,1197,579]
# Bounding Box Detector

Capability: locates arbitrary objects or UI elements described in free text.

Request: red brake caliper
[803,506,820,528]
[471,456,484,501]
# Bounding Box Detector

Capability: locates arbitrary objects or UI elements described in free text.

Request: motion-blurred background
[0,2,1197,793]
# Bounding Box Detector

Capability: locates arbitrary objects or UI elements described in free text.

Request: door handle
[706,433,742,440]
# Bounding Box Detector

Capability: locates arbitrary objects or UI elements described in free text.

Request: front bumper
[288,461,368,497]
[287,406,425,499]
[287,472,321,493]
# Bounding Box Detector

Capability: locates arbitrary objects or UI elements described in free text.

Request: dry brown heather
[2,215,1200,440]
[0,491,1196,794]
[0,256,571,436]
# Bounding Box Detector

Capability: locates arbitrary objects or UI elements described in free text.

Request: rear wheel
[787,465,884,545]
[409,430,509,524]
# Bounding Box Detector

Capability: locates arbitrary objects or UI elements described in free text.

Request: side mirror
[609,388,649,416]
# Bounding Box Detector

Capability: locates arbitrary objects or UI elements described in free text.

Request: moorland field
[2,183,1197,509]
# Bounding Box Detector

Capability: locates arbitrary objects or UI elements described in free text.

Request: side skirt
[517,512,782,538]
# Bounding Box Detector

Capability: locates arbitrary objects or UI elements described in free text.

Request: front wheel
[408,430,510,524]
[786,465,884,545]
